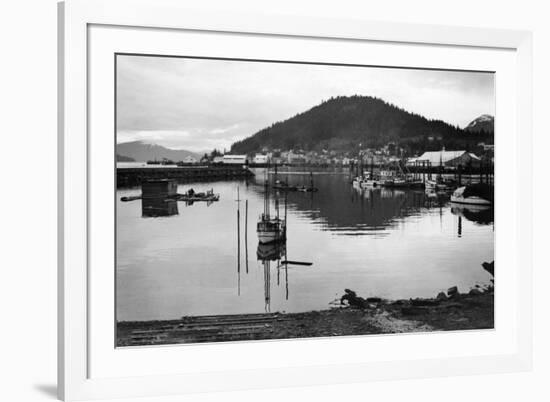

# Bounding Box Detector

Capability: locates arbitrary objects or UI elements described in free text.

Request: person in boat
[187,188,195,196]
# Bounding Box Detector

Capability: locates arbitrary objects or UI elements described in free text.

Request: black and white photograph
[115,54,495,347]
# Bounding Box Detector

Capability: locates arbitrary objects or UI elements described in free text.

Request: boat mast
[370,155,374,178]
[264,178,270,218]
[438,149,443,180]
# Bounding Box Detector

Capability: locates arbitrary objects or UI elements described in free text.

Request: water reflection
[117,169,495,321]
[451,204,494,225]
[256,242,288,312]
[257,242,286,261]
[141,198,178,217]
[262,176,446,236]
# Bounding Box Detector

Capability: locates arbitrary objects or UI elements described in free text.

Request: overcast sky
[116,55,494,153]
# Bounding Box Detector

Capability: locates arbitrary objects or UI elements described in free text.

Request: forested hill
[230,96,491,154]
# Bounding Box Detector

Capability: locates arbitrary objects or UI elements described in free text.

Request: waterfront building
[253,154,270,164]
[407,150,481,168]
[222,154,248,165]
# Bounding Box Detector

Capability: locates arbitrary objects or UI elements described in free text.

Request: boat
[257,217,286,243]
[382,176,408,188]
[296,172,318,192]
[176,188,220,202]
[273,179,297,191]
[271,165,298,191]
[379,162,424,189]
[424,149,456,192]
[425,178,453,192]
[257,179,287,244]
[450,184,493,205]
[352,171,382,189]
[353,176,378,188]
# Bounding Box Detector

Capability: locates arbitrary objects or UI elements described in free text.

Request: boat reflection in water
[117,169,494,321]
[141,197,178,217]
[256,241,287,313]
[451,203,494,225]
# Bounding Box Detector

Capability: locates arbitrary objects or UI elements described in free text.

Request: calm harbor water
[116,168,494,321]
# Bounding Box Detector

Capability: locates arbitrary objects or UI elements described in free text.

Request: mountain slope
[231,96,484,154]
[464,114,494,134]
[116,141,201,162]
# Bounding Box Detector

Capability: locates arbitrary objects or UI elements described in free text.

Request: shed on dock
[406,150,481,169]
[142,179,178,199]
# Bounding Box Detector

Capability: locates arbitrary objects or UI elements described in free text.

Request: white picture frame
[58,0,533,400]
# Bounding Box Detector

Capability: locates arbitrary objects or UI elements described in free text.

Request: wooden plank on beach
[124,313,285,344]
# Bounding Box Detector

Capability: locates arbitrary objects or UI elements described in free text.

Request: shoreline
[117,287,493,347]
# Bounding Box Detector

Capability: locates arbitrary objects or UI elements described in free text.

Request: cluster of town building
[210,142,494,169]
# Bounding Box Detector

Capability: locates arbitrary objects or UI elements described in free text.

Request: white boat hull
[258,230,285,244]
[360,180,380,188]
[450,195,492,206]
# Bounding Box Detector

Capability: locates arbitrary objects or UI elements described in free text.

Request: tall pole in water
[245,199,249,274]
[236,186,241,295]
[285,263,289,301]
[264,260,271,312]
[284,184,288,237]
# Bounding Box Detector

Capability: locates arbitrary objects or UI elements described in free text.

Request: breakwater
[117,165,254,188]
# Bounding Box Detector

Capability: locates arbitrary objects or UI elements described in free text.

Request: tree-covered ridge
[231,95,492,155]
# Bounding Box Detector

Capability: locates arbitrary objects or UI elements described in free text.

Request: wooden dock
[117,165,255,188]
[118,313,289,346]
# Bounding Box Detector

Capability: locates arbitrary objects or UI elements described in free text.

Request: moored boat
[352,172,381,189]
[257,179,287,244]
[257,217,286,244]
[296,171,319,192]
[425,179,453,192]
[450,184,493,206]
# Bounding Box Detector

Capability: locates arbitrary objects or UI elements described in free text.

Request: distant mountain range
[230,96,493,154]
[464,114,494,134]
[116,154,135,162]
[116,141,201,162]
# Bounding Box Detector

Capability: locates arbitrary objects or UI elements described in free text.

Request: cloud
[116,55,494,150]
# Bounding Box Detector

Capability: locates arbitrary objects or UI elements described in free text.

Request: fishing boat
[257,217,286,244]
[450,184,493,206]
[273,179,297,191]
[352,171,382,188]
[296,172,319,192]
[380,161,424,189]
[425,178,453,192]
[425,149,455,192]
[257,179,287,244]
[382,176,408,188]
[271,164,298,191]
[176,188,220,202]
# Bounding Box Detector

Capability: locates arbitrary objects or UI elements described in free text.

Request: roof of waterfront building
[408,150,480,165]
